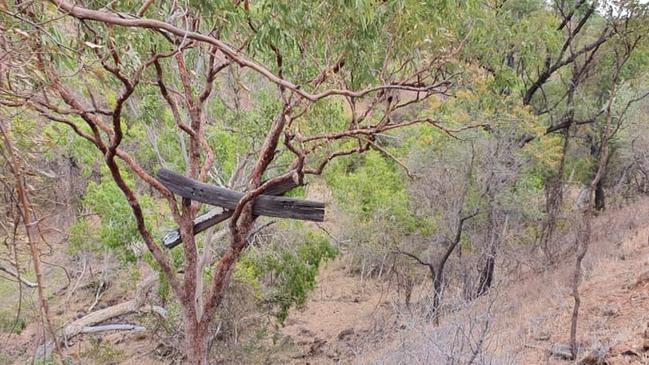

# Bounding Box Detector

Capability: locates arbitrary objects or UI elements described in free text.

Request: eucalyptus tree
[0,0,479,363]
[462,0,649,266]
[475,0,649,357]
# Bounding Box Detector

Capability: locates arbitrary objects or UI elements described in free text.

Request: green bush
[69,169,153,263]
[235,230,337,323]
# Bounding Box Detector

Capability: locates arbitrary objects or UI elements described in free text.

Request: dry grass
[276,197,649,364]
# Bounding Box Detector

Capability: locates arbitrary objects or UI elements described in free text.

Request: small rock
[620,349,639,357]
[578,352,606,365]
[632,270,649,288]
[337,328,354,340]
[601,305,619,317]
[551,343,574,360]
[308,338,327,355]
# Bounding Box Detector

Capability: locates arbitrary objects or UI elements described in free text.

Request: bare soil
[279,198,649,364]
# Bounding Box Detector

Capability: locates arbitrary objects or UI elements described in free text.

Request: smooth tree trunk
[183,210,256,364]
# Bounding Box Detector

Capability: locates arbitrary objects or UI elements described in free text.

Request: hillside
[2,199,648,364]
[278,199,649,364]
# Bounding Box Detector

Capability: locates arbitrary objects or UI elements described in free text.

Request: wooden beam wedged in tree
[157,169,324,246]
[157,169,324,221]
[161,181,297,249]
[162,207,228,249]
[160,178,299,249]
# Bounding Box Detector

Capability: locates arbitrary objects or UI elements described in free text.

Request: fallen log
[36,276,163,360]
[160,179,298,248]
[157,169,325,222]
[80,324,146,334]
[60,299,166,340]
[36,299,166,360]
[0,260,38,288]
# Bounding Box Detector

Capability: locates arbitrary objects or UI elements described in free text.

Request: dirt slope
[279,199,649,364]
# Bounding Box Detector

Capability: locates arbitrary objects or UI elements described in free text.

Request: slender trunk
[432,270,442,325]
[590,138,608,212]
[427,209,477,322]
[570,52,622,358]
[539,127,570,261]
[595,179,605,211]
[461,270,472,302]
[476,213,497,297]
[476,251,495,297]
[0,120,62,359]
[569,212,590,359]
[199,210,255,347]
[476,214,507,297]
[459,244,473,301]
